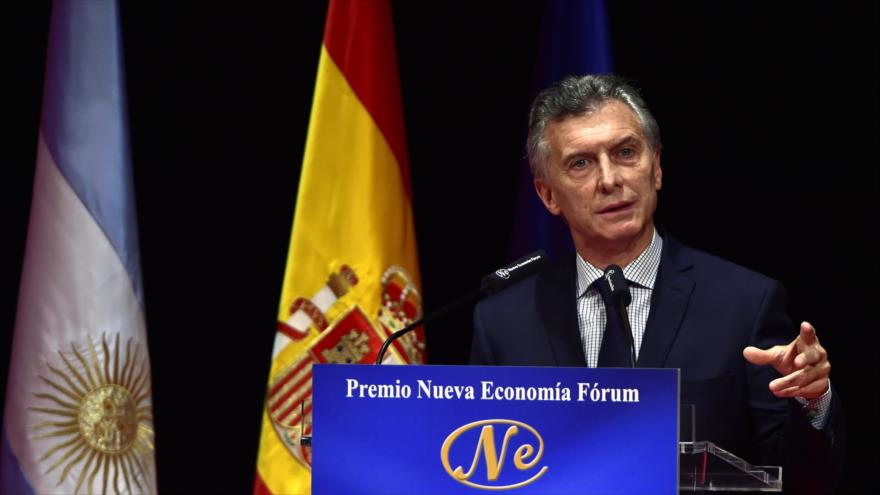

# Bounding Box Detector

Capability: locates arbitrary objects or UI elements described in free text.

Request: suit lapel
[637,236,695,368]
[536,256,586,366]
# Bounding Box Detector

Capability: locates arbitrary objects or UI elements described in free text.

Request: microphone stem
[375,288,484,365]
[616,303,637,367]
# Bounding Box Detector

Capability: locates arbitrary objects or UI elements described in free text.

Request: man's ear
[534,178,561,216]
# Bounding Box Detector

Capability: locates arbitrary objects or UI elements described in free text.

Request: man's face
[535,100,662,252]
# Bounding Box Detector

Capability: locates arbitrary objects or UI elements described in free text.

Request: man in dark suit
[471,74,843,493]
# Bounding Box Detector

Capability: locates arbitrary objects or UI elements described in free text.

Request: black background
[2,1,877,493]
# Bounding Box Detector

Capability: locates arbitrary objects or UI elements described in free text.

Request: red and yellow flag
[254,1,423,493]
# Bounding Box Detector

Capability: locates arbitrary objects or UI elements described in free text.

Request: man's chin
[596,224,650,247]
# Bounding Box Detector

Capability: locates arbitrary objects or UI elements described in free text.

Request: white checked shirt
[576,228,662,368]
[574,227,831,429]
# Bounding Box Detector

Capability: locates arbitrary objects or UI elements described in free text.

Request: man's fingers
[771,379,829,399]
[770,368,806,391]
[794,379,831,400]
[781,341,798,367]
[794,346,823,368]
[772,385,803,398]
[756,322,830,400]
[799,321,818,345]
[770,362,831,393]
[743,345,785,366]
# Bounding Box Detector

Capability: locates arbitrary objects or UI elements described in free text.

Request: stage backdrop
[2,1,877,494]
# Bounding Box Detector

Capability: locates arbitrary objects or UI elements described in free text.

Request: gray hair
[527,74,661,180]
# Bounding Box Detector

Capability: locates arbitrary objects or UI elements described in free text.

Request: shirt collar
[575,228,664,297]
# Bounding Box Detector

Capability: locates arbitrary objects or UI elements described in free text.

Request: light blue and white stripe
[1,2,156,493]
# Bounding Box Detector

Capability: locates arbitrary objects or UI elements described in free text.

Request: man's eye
[572,159,589,168]
[618,147,635,158]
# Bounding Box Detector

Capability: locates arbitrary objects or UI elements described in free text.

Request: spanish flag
[254,1,422,494]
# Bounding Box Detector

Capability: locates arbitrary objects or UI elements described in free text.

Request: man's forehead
[547,103,646,152]
[553,101,640,130]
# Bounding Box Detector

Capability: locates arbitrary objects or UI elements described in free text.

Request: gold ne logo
[440,419,548,490]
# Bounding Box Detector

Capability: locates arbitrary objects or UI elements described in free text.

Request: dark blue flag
[510,0,612,260]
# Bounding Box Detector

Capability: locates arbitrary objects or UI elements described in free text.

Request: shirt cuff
[795,381,832,430]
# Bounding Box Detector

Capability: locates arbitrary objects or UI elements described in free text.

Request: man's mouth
[597,201,636,214]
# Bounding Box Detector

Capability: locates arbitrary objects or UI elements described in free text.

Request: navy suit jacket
[471,235,844,493]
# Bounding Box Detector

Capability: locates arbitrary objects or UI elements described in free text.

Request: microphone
[602,264,632,306]
[603,264,636,367]
[375,251,550,364]
[481,251,551,294]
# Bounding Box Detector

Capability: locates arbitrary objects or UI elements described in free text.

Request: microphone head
[603,264,632,307]
[481,250,550,294]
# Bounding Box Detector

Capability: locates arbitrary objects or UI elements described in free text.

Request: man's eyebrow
[611,134,642,148]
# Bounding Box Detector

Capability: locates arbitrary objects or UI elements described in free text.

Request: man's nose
[597,155,620,192]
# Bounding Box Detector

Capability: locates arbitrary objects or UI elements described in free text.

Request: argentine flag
[2,1,157,493]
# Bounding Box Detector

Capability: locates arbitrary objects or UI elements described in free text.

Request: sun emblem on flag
[29,333,154,494]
